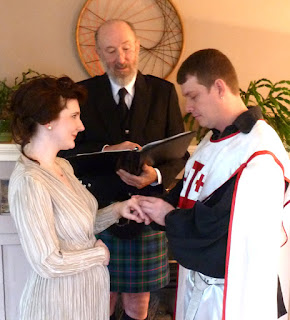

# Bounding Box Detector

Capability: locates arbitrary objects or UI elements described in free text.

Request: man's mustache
[115,63,128,69]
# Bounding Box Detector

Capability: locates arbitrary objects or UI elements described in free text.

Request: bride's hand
[95,239,110,266]
[116,197,149,224]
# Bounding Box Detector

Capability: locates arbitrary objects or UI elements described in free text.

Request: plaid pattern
[97,227,170,292]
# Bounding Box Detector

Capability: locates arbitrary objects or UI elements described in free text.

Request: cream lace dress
[8,155,120,320]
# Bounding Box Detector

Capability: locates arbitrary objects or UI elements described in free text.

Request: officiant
[60,19,188,320]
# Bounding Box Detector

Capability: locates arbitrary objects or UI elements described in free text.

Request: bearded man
[61,20,187,320]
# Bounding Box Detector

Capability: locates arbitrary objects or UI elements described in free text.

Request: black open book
[66,131,195,177]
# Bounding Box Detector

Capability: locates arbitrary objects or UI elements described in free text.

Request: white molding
[0,144,20,162]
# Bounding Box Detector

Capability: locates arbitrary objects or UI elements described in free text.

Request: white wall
[0,0,86,83]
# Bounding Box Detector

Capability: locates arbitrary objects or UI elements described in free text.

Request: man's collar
[108,74,137,99]
[233,106,262,133]
[212,106,263,140]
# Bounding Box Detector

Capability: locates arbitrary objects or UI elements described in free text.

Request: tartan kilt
[97,226,170,293]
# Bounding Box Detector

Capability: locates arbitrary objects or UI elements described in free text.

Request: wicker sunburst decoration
[76,0,184,79]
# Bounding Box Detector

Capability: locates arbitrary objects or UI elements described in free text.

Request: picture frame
[0,179,9,214]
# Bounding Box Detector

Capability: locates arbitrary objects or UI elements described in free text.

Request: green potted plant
[0,69,43,142]
[240,79,290,151]
[184,78,290,151]
[0,79,13,142]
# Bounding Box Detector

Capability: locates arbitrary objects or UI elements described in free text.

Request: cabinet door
[0,215,31,320]
[2,244,31,320]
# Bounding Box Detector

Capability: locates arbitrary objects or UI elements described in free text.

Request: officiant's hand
[117,164,157,189]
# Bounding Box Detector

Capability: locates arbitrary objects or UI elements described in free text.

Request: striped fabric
[98,228,170,292]
[8,156,121,320]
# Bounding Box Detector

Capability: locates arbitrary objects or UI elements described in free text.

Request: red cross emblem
[195,174,205,192]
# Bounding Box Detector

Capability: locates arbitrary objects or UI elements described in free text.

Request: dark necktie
[118,88,128,119]
[118,88,129,131]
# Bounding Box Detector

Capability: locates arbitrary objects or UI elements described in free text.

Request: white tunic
[176,120,290,320]
[8,156,120,320]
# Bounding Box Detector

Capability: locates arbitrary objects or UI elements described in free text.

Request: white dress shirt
[103,75,162,185]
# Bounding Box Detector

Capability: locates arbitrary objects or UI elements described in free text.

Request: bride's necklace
[24,145,64,177]
[37,160,64,179]
[47,163,64,178]
[23,145,67,181]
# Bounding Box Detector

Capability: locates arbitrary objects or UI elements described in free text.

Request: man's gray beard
[99,56,138,86]
[109,71,136,87]
[105,67,137,86]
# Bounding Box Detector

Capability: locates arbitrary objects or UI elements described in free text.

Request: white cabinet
[0,145,31,320]
[0,216,31,320]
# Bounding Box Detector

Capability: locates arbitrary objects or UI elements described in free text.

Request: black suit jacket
[61,72,187,208]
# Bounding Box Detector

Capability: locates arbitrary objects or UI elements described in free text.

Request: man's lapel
[129,72,151,142]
